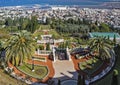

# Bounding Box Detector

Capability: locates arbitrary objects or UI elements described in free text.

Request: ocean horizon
[0,0,119,7]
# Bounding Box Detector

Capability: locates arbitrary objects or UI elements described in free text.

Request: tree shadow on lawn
[24,64,32,71]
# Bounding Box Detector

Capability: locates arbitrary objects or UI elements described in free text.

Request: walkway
[52,60,78,85]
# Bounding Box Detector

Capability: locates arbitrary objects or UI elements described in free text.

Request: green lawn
[17,64,48,79]
[34,57,46,61]
[33,27,61,40]
[0,69,27,85]
[40,25,51,30]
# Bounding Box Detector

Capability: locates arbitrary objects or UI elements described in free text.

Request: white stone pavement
[52,60,78,85]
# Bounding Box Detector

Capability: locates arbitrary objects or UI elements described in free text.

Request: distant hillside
[101,2,120,8]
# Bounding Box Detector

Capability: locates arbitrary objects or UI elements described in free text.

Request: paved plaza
[52,60,78,84]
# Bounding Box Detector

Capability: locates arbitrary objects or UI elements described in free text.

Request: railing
[37,40,54,44]
[36,50,52,55]
[37,39,64,44]
[54,39,64,43]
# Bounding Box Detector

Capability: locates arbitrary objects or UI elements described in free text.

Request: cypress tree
[77,74,85,85]
[108,35,110,40]
[111,69,119,85]
[113,35,116,45]
[58,79,61,85]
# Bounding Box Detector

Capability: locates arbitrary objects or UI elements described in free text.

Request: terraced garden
[79,58,103,75]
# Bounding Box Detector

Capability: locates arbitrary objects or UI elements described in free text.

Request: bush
[46,43,50,50]
[39,45,44,50]
[113,69,119,76]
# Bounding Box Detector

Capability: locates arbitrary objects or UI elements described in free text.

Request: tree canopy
[5,30,36,66]
[89,37,113,60]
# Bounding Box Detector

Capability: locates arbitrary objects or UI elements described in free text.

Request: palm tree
[5,30,36,66]
[89,37,113,60]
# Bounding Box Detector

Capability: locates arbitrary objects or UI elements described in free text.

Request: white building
[51,6,67,11]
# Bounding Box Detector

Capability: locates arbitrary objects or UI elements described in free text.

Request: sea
[0,0,119,7]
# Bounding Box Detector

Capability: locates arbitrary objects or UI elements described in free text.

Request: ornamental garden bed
[79,58,103,75]
[17,64,48,79]
[33,57,46,62]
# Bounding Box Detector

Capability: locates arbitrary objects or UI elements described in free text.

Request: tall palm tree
[5,30,36,66]
[89,37,113,60]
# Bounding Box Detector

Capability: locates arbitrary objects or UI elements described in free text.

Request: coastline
[0,1,120,9]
